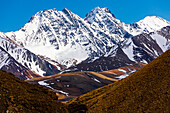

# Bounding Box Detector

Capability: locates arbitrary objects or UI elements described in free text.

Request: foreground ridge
[0,70,68,112]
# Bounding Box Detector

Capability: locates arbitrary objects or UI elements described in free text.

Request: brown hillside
[68,49,170,113]
[0,70,68,113]
[25,63,144,102]
[26,71,116,101]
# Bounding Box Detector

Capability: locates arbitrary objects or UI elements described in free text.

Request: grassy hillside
[68,49,170,113]
[0,70,68,113]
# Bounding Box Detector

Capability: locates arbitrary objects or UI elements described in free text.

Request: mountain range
[0,7,170,80]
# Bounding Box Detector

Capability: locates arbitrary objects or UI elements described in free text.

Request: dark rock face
[125,26,170,63]
[71,47,134,72]
[131,33,163,62]
[158,26,170,40]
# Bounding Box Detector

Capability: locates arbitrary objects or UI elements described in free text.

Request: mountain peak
[138,16,170,24]
[101,7,112,13]
[62,8,75,17]
[85,7,115,21]
[90,7,113,15]
[62,8,71,13]
[93,6,102,11]
[134,16,170,32]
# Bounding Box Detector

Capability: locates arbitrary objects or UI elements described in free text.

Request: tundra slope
[0,70,68,113]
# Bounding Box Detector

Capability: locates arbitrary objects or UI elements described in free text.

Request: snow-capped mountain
[6,8,103,67]
[6,7,170,68]
[1,7,170,80]
[129,16,170,35]
[84,7,132,42]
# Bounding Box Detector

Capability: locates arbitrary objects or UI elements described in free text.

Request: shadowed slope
[0,70,68,113]
[68,49,170,113]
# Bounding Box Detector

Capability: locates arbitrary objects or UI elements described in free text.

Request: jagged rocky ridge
[0,32,61,79]
[0,7,170,80]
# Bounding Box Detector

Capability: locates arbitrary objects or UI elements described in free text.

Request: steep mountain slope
[84,7,132,42]
[72,26,170,72]
[68,49,170,113]
[122,26,170,63]
[0,70,68,113]
[0,32,61,79]
[5,7,170,68]
[0,47,40,80]
[70,46,135,71]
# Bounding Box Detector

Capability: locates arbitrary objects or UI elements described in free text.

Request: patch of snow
[0,50,10,69]
[116,74,129,80]
[38,80,49,86]
[118,69,127,73]
[116,70,136,80]
[137,16,170,33]
[99,65,103,71]
[122,39,135,61]
[56,90,69,96]
[92,77,101,83]
[38,80,69,96]
[151,33,169,52]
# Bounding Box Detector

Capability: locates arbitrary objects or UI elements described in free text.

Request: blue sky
[1,0,170,32]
